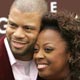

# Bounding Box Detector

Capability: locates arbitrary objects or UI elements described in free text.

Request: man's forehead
[9,8,41,19]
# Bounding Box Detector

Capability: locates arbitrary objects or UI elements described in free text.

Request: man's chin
[11,48,26,55]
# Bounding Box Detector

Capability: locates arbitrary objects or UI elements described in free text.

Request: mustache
[11,38,29,44]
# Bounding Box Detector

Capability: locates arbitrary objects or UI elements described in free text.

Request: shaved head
[10,0,48,16]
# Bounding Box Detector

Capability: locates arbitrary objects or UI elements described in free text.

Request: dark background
[0,0,80,36]
[0,0,80,17]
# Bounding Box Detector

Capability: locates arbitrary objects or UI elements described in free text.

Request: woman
[34,11,80,80]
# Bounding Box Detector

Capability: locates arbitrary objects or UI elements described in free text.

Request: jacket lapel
[0,36,14,80]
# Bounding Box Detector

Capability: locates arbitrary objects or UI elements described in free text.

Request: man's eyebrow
[8,20,15,24]
[8,20,18,26]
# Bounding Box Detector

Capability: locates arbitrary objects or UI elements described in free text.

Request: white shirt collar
[4,37,16,65]
[4,37,38,80]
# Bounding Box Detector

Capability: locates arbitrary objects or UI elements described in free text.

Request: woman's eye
[44,47,54,53]
[34,47,39,53]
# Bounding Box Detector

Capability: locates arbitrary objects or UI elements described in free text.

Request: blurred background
[0,0,80,37]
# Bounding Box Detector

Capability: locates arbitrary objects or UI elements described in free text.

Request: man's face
[6,7,41,56]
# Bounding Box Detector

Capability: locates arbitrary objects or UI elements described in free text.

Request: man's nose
[13,27,25,38]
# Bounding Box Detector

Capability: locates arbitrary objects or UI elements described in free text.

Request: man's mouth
[11,40,27,48]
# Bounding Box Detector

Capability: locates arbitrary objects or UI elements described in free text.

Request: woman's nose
[34,50,44,59]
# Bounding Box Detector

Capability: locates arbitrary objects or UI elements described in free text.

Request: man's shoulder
[0,35,5,41]
[0,35,6,50]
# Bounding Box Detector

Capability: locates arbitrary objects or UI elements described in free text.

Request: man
[0,0,48,80]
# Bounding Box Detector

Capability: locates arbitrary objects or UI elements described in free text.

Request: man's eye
[25,27,32,30]
[10,23,17,27]
[44,47,54,53]
[8,22,18,28]
[24,26,35,31]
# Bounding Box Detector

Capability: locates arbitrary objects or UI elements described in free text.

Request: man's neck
[14,53,33,61]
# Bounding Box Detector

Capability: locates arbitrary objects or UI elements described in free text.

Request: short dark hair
[10,0,48,16]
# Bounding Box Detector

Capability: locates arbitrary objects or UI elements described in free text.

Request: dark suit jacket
[0,36,45,80]
[37,75,45,80]
[0,36,15,80]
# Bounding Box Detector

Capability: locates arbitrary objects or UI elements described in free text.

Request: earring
[69,57,73,63]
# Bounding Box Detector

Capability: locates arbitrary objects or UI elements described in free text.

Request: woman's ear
[68,52,73,63]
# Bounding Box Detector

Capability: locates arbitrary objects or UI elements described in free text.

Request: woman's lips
[37,64,48,70]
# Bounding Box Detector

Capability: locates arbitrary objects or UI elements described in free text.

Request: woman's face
[34,29,70,80]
